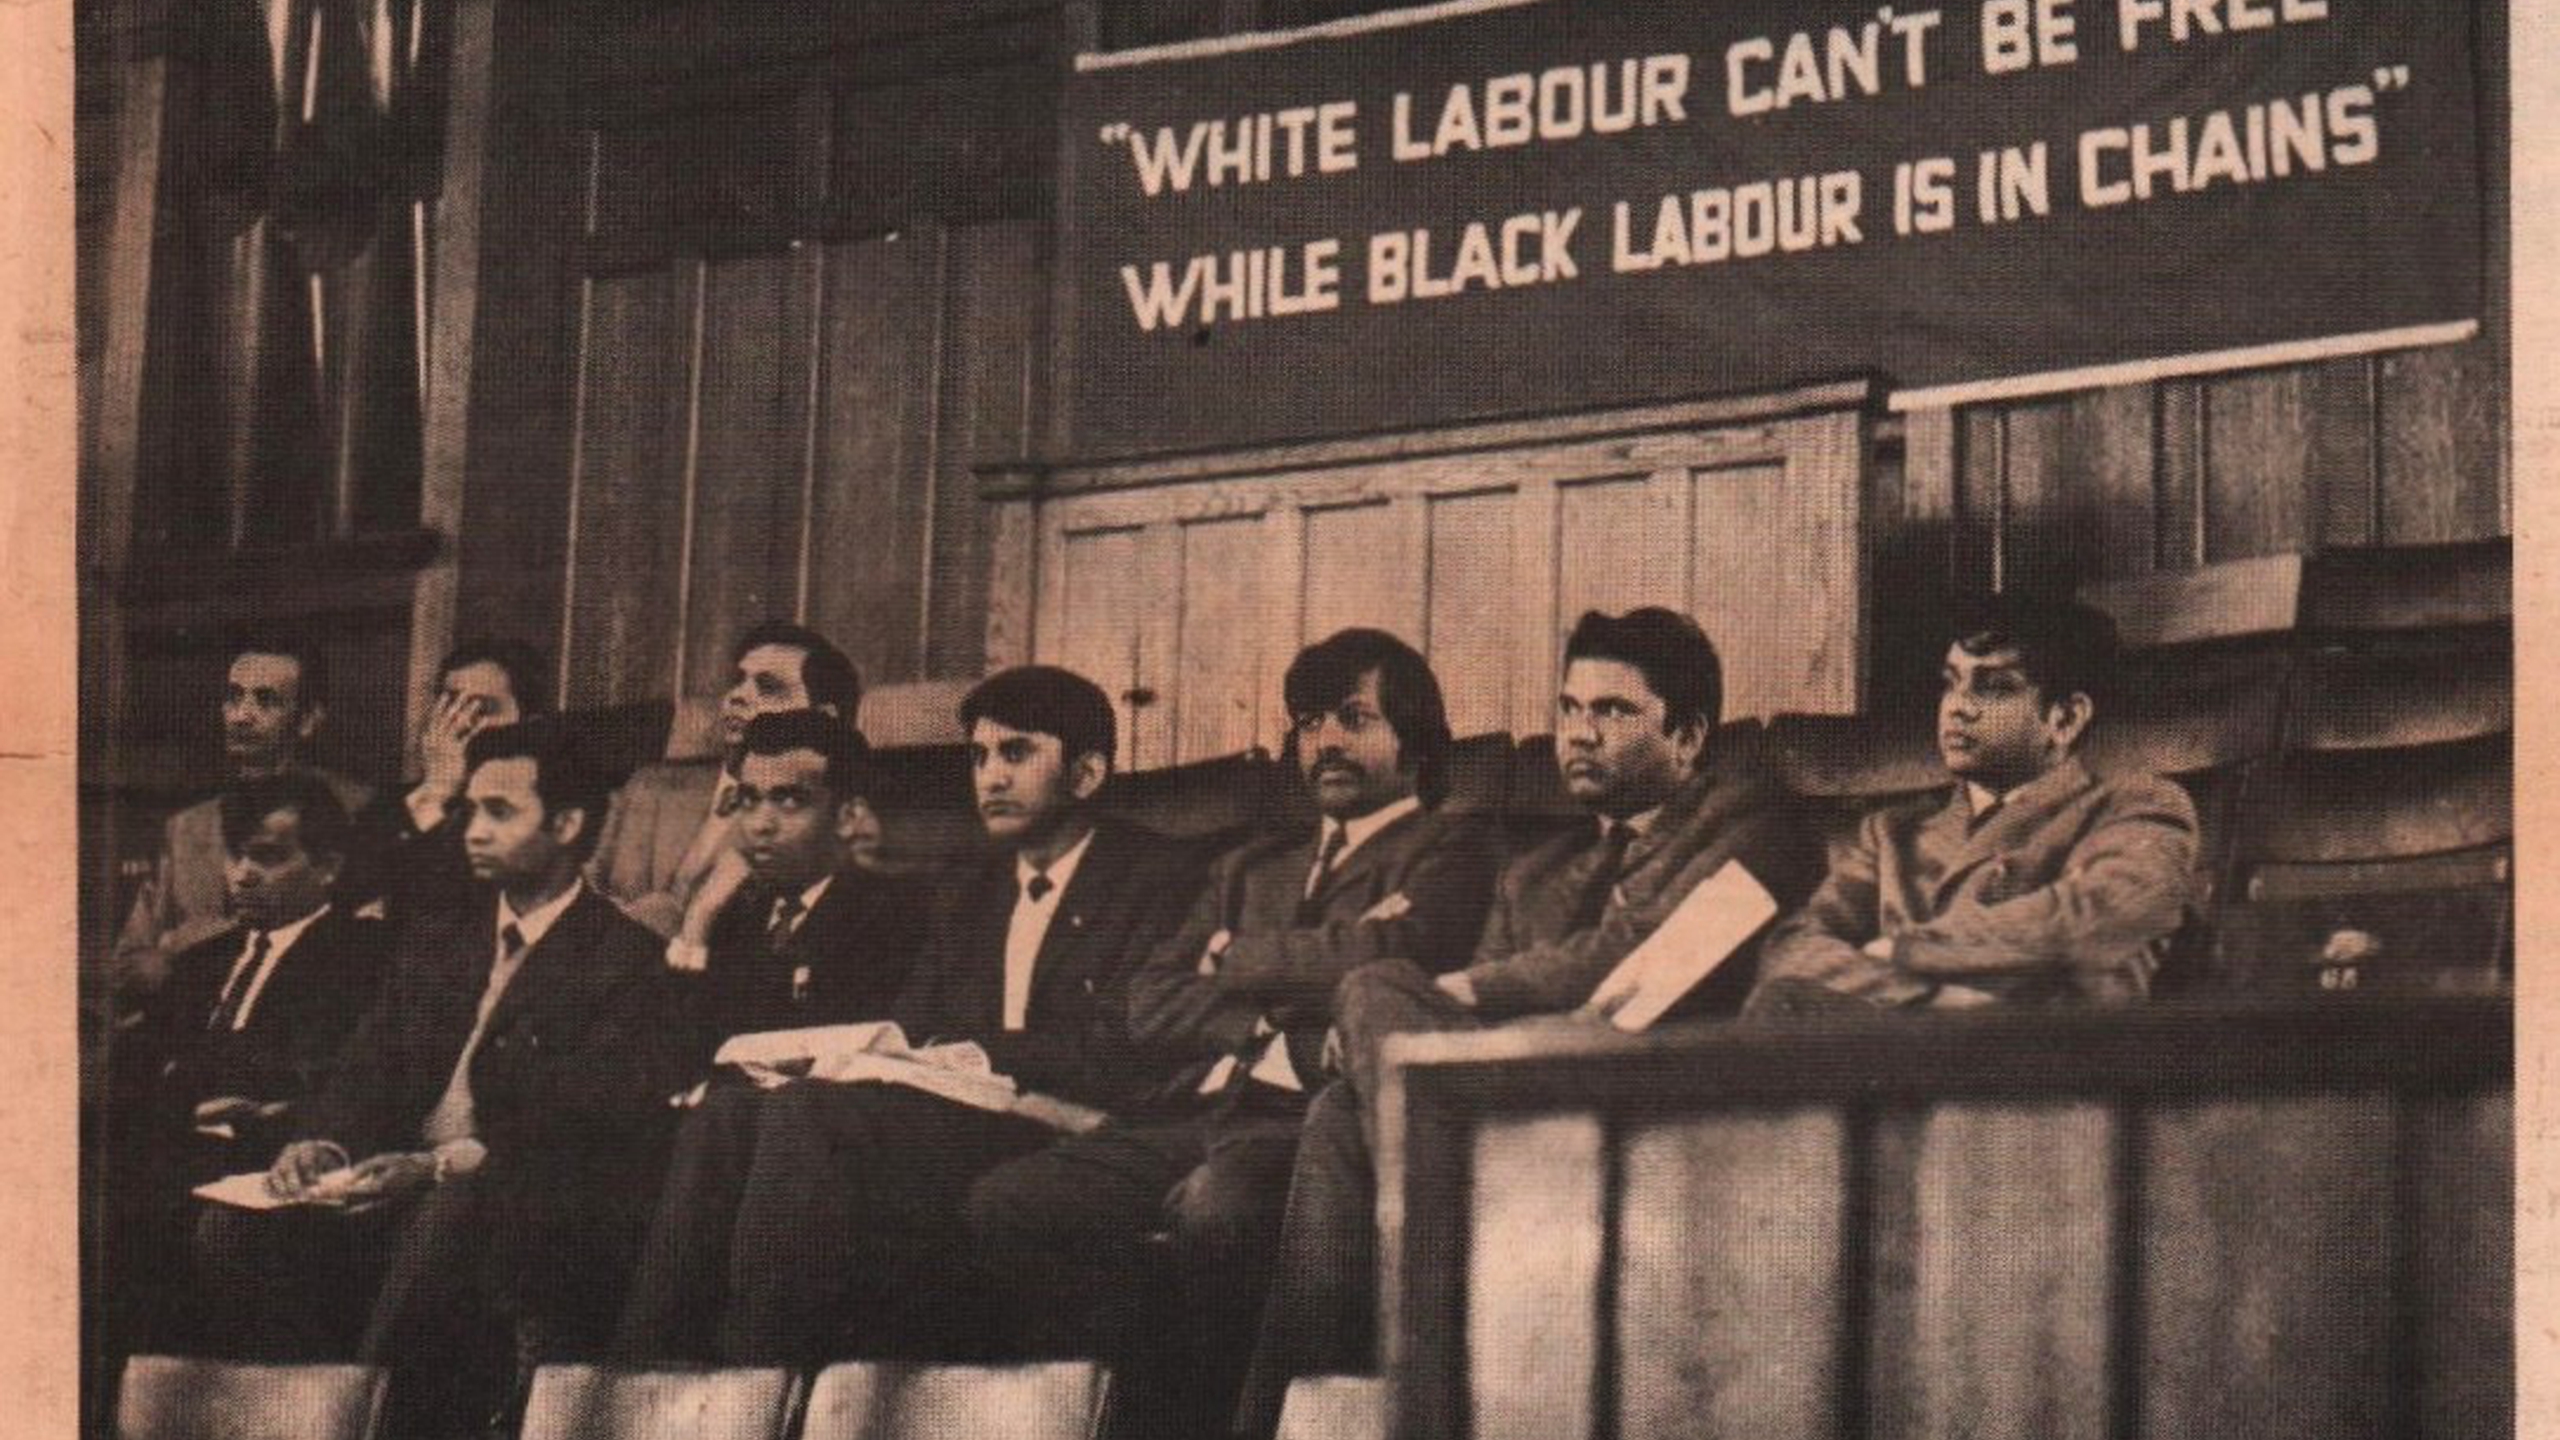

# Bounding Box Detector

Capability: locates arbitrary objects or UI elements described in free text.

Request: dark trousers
[1236,959,1488,1438]
[614,1079,1056,1367]
[191,1172,513,1437]
[967,1084,1305,1438]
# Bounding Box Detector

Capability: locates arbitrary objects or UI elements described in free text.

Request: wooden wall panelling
[982,497,1041,671]
[2155,381,2208,571]
[1955,409,2006,592]
[1045,523,1147,769]
[1467,1113,1606,1440]
[2305,357,2382,548]
[681,249,817,694]
[1258,503,1312,753]
[928,220,1043,679]
[2137,1095,2397,1440]
[1878,1102,2115,1440]
[1173,514,1272,762]
[1615,1108,1847,1439]
[2410,1091,2512,1438]
[1506,479,1562,739]
[2203,369,2315,562]
[1303,499,1419,647]
[1423,489,1519,740]
[1695,411,1865,717]
[2379,341,2505,544]
[1553,473,1684,639]
[562,265,697,707]
[813,229,948,684]
[1130,523,1184,767]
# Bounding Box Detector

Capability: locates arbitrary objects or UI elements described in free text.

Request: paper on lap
[1587,860,1780,1033]
[192,1166,362,1211]
[715,1021,1020,1113]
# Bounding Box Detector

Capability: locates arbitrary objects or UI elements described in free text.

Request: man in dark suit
[1748,596,2199,1011]
[661,708,927,1064]
[1234,608,1825,1436]
[966,629,1500,1434]
[612,666,1200,1364]
[343,637,550,931]
[192,718,685,1435]
[107,774,389,1353]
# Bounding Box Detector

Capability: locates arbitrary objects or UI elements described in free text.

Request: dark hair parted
[218,772,353,861]
[464,717,616,859]
[731,621,862,719]
[960,666,1119,771]
[1282,628,1453,807]
[739,708,873,800]
[1950,594,2123,714]
[1562,607,1723,739]
[232,631,329,713]
[438,636,553,717]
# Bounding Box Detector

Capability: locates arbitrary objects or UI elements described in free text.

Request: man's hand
[1360,891,1412,923]
[408,691,489,828]
[1196,928,1233,978]
[1433,971,1480,1009]
[671,849,753,967]
[266,1139,351,1199]
[335,1152,437,1212]
[1860,935,1896,961]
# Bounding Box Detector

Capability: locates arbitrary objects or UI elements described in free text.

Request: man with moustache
[192,719,682,1434]
[1233,607,1822,1437]
[591,622,867,938]
[114,635,372,999]
[612,666,1199,1364]
[966,629,1499,1434]
[106,775,388,1354]
[1749,595,2198,1012]
[660,708,926,1063]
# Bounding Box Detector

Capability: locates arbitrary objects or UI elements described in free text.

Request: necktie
[1296,825,1351,926]
[423,921,529,1148]
[206,931,271,1032]
[1568,822,1638,933]
[1025,872,1054,903]
[768,893,806,953]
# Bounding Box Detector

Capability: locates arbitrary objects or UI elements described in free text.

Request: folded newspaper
[712,1021,1020,1113]
[1585,860,1781,1032]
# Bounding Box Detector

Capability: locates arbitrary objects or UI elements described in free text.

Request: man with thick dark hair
[192,718,685,1434]
[966,629,1499,1435]
[1235,607,1823,1435]
[346,636,552,928]
[612,666,1200,1365]
[1749,594,2197,1010]
[113,634,372,998]
[591,621,867,938]
[107,775,389,1355]
[662,708,926,1061]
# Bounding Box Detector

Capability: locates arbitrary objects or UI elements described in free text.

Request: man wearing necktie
[613,666,1201,1365]
[1747,596,2198,1012]
[192,719,685,1436]
[1233,607,1824,1435]
[967,630,1499,1437]
[660,709,926,1064]
[106,774,387,1358]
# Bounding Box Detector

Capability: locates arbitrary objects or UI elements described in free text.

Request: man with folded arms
[613,666,1200,1364]
[1748,595,2198,1012]
[192,719,683,1434]
[107,774,387,1353]
[1235,607,1821,1436]
[967,629,1500,1434]
[591,621,868,937]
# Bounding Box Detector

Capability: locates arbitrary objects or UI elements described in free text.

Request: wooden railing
[1380,996,2511,1440]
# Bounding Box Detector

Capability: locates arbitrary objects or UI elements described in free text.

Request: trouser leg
[1234,1081,1377,1439]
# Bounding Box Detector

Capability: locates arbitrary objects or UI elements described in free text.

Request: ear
[1069,751,1109,802]
[2046,692,2096,752]
[1669,714,1712,769]
[832,795,870,843]
[549,803,589,851]
[294,702,327,744]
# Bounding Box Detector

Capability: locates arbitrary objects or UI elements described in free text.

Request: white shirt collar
[1016,826,1098,900]
[1607,805,1663,839]
[1322,793,1425,863]
[787,873,835,917]
[498,878,584,953]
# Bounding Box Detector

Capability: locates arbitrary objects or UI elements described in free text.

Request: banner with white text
[1056,0,2484,459]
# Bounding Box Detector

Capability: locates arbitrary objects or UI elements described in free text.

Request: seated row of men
[103,599,2199,1438]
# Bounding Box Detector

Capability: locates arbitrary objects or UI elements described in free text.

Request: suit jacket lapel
[483,888,600,1037]
[1024,822,1126,1016]
[1303,808,1423,914]
[1927,761,2095,908]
